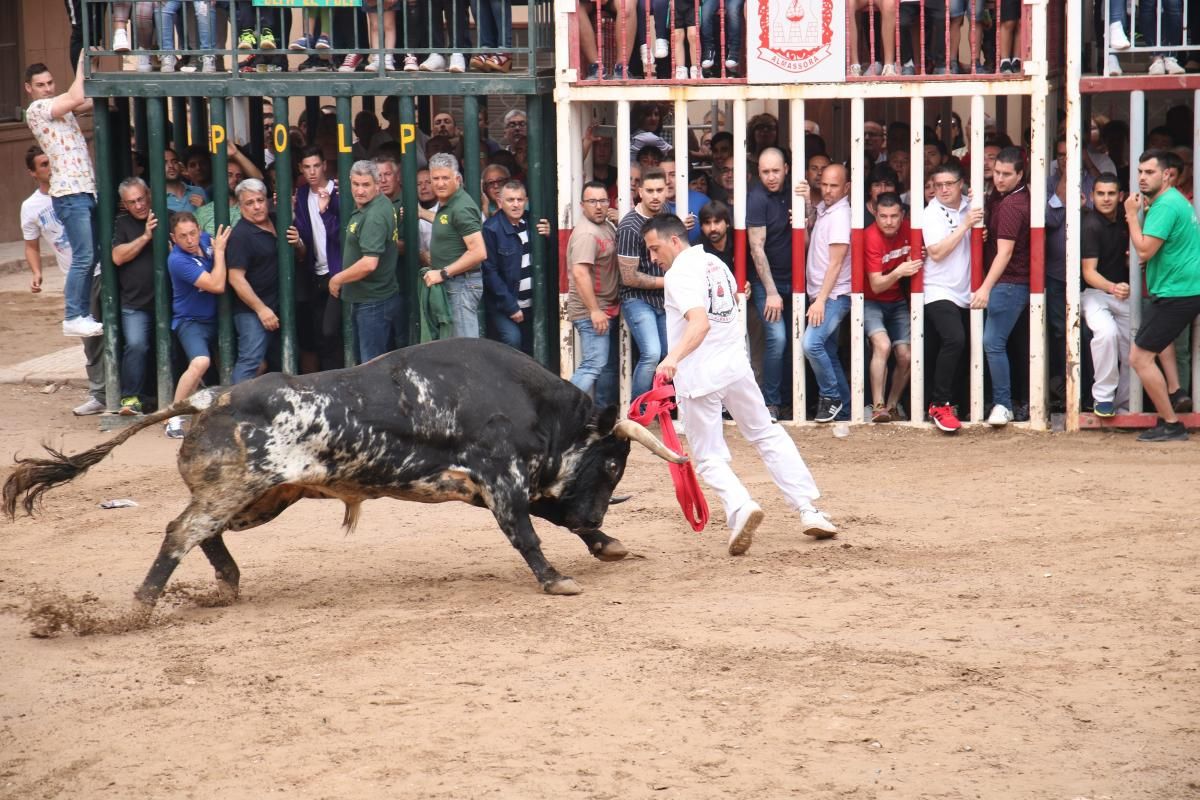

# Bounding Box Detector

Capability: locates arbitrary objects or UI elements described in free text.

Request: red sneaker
[928,402,961,434]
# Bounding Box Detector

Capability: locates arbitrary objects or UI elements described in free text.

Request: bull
[3,339,684,605]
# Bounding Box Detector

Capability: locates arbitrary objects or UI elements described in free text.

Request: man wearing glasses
[567,181,620,406]
[109,178,160,416]
[503,110,528,152]
[922,163,983,433]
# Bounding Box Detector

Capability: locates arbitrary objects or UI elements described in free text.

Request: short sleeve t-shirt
[20,189,71,275]
[167,233,217,328]
[1143,187,1200,298]
[566,216,619,320]
[25,99,96,197]
[343,193,400,304]
[984,184,1031,285]
[226,217,281,315]
[745,182,793,287]
[166,184,207,215]
[664,244,752,398]
[922,196,973,308]
[112,214,156,311]
[429,189,483,271]
[863,219,912,303]
[807,196,852,299]
[616,208,664,308]
[1080,209,1129,286]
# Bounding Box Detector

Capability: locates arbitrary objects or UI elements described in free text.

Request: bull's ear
[587,404,619,436]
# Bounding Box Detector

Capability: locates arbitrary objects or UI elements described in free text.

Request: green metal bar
[148,98,174,409]
[272,96,298,375]
[171,96,189,152]
[133,98,148,156]
[399,94,421,346]
[527,95,548,367]
[337,95,357,366]
[189,97,208,156]
[462,95,484,336]
[113,97,132,183]
[542,91,559,374]
[94,100,121,413]
[210,99,235,384]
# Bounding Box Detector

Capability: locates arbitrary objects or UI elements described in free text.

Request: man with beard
[163,147,208,214]
[698,200,733,272]
[617,166,670,401]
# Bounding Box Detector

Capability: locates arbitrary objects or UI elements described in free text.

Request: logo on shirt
[439,214,449,225]
[707,262,737,322]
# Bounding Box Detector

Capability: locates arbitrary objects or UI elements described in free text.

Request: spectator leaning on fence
[481,180,549,355]
[110,178,159,415]
[1080,174,1132,418]
[567,181,621,406]
[24,54,103,338]
[295,144,345,372]
[421,153,488,337]
[863,192,920,423]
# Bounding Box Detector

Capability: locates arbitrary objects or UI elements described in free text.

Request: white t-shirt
[419,201,439,255]
[307,180,334,276]
[806,195,852,299]
[922,196,973,308]
[20,188,72,275]
[664,244,751,398]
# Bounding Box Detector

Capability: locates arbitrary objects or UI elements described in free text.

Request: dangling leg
[199,535,240,602]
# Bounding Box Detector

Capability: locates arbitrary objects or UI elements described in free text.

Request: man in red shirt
[863,193,922,422]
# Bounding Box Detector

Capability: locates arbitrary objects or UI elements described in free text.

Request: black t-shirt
[745,182,792,286]
[703,237,734,273]
[1080,208,1130,285]
[227,216,280,314]
[112,214,156,311]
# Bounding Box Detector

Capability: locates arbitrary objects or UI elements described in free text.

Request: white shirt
[806,195,852,299]
[21,188,72,275]
[307,180,334,276]
[25,100,96,197]
[419,201,439,255]
[922,196,973,308]
[664,244,751,398]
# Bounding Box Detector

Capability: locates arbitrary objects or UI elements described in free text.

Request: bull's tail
[3,388,226,519]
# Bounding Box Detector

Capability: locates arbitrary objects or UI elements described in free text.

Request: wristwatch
[440,268,450,281]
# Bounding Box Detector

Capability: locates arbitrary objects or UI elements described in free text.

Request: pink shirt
[806,195,851,299]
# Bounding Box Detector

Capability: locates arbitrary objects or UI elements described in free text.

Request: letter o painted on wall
[274,123,288,154]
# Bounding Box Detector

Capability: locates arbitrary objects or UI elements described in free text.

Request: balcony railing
[79,0,553,78]
[1092,0,1200,78]
[569,0,1035,84]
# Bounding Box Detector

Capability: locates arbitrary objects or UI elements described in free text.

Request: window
[0,11,19,123]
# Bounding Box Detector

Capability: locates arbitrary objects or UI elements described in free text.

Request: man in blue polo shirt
[165,214,230,438]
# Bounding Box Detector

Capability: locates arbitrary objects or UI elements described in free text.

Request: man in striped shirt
[617,166,670,400]
[481,180,548,354]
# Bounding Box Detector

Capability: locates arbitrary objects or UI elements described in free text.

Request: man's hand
[656,354,679,381]
[969,285,991,310]
[423,269,445,287]
[142,211,158,242]
[589,309,609,335]
[895,258,922,278]
[316,186,331,214]
[964,205,984,227]
[795,179,810,198]
[536,219,550,237]
[213,223,231,252]
[328,273,343,299]
[257,306,280,331]
[419,250,432,268]
[1112,281,1131,301]
[510,309,525,323]
[30,267,42,293]
[286,225,302,247]
[805,296,825,327]
[764,293,784,323]
[606,207,619,224]
[188,193,204,208]
[1125,193,1145,217]
[683,213,696,231]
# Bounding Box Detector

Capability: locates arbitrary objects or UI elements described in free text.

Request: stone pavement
[0,247,88,387]
[0,347,89,388]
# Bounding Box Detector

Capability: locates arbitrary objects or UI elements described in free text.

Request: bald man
[802,163,852,423]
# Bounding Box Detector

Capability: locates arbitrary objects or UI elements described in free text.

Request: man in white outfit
[643,214,838,556]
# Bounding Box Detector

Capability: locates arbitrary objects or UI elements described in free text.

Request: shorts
[950,0,986,21]
[864,299,911,345]
[176,319,217,363]
[1000,0,1020,22]
[674,0,696,28]
[1134,295,1200,354]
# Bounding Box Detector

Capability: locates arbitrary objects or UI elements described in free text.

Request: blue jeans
[160,0,214,50]
[475,0,511,48]
[622,298,668,400]
[571,317,620,407]
[1138,0,1182,49]
[445,272,483,338]
[233,311,276,384]
[52,193,98,321]
[489,309,532,355]
[700,0,744,61]
[750,282,793,407]
[354,294,401,363]
[801,294,851,405]
[120,307,152,398]
[982,282,1030,411]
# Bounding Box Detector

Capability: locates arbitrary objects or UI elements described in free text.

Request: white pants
[678,371,820,529]
[1082,288,1131,407]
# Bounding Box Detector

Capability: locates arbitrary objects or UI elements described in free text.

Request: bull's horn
[613,420,688,464]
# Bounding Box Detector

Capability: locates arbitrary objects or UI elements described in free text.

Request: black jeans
[925,299,968,407]
[65,0,106,71]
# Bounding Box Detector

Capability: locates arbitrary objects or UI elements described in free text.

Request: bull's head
[532,405,685,532]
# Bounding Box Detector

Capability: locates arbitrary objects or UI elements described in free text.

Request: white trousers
[1081,288,1132,407]
[678,371,820,529]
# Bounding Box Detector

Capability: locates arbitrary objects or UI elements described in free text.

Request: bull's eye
[605,458,620,477]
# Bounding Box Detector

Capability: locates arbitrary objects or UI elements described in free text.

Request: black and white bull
[3,339,684,605]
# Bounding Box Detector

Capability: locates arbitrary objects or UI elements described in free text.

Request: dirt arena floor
[1,372,1198,799]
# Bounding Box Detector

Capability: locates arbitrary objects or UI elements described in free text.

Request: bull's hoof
[543,577,583,596]
[591,538,628,561]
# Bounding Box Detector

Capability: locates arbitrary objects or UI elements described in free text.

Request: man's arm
[747,226,779,296]
[618,254,663,290]
[50,52,90,120]
[657,308,709,380]
[970,238,1014,309]
[925,206,983,261]
[24,240,43,293]
[443,230,487,277]
[228,141,263,181]
[227,268,280,330]
[190,225,231,293]
[1125,194,1166,262]
[328,255,380,298]
[868,259,922,294]
[806,242,847,326]
[1080,256,1129,299]
[571,261,609,334]
[113,213,157,265]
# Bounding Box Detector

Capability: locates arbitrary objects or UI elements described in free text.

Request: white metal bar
[790,99,807,424]
[850,97,866,424]
[617,100,632,218]
[909,98,925,424]
[969,94,984,423]
[1065,0,1083,432]
[1129,90,1145,413]
[1028,15,1049,431]
[557,97,577,380]
[674,98,689,220]
[733,97,751,414]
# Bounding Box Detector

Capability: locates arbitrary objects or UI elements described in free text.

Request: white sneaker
[165,417,186,439]
[73,397,105,416]
[365,54,380,70]
[640,43,650,64]
[136,55,153,72]
[403,54,419,71]
[112,28,131,52]
[419,53,446,71]
[448,53,466,72]
[160,55,177,73]
[179,58,198,73]
[674,65,688,79]
[1109,21,1131,50]
[1149,56,1166,75]
[727,501,763,556]
[1164,56,1185,74]
[384,54,396,70]
[800,508,838,539]
[987,404,1013,426]
[1105,54,1123,76]
[880,62,896,76]
[63,316,103,337]
[654,38,669,59]
[201,55,217,73]
[689,65,700,79]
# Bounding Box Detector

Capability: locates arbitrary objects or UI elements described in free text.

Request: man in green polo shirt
[420,152,488,337]
[330,160,401,363]
[1125,149,1200,442]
